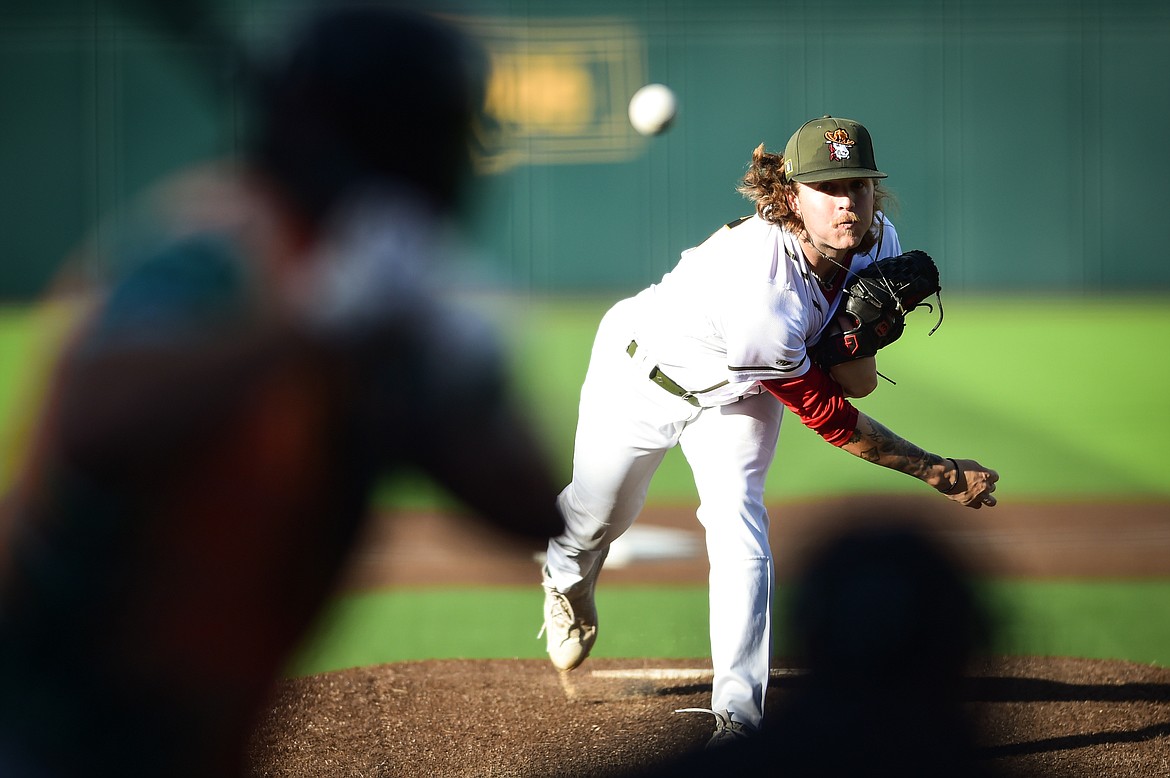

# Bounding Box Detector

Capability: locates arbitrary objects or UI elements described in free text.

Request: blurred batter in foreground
[0,7,562,776]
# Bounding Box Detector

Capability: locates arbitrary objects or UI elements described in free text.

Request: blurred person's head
[249,5,488,224]
[786,519,989,699]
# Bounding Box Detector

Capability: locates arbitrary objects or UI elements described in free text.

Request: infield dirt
[247,495,1170,777]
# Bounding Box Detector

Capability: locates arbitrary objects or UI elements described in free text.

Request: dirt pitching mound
[247,655,1170,778]
[248,499,1170,775]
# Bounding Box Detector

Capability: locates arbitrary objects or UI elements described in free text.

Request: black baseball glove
[809,249,943,368]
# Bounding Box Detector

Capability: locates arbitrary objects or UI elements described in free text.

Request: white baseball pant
[545,297,783,728]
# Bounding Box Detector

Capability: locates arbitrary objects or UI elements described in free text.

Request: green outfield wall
[2,0,1169,298]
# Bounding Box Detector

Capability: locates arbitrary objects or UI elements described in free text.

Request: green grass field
[288,580,1170,677]
[2,295,1168,675]
[499,293,1170,502]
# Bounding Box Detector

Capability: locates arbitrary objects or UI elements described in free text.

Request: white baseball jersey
[627,212,901,406]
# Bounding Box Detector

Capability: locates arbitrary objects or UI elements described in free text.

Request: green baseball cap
[783,115,887,183]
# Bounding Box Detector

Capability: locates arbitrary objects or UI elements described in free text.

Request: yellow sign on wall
[455,17,649,172]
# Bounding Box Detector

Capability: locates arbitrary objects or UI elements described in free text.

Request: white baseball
[628,83,677,136]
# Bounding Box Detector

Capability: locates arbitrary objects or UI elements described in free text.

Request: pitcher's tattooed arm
[836,411,1001,508]
[842,412,952,489]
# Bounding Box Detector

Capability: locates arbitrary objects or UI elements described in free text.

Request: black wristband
[940,458,966,495]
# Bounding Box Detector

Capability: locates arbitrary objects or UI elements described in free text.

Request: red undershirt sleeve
[761,365,859,447]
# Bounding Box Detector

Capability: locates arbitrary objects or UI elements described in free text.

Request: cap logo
[824,128,856,162]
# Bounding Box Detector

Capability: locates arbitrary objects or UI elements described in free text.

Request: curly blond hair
[736,143,892,255]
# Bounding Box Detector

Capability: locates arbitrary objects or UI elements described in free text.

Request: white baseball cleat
[539,586,598,671]
[538,555,605,672]
[674,708,756,750]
